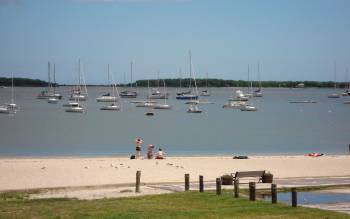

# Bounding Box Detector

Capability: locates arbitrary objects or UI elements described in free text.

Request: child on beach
[155,148,165,159]
[147,144,154,159]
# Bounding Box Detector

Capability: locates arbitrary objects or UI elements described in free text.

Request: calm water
[263,191,350,205]
[0,87,349,157]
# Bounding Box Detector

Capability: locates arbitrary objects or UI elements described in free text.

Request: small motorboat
[187,104,202,113]
[48,98,58,104]
[65,106,85,113]
[63,102,80,107]
[240,105,257,111]
[100,104,120,111]
[0,106,11,114]
[223,101,246,109]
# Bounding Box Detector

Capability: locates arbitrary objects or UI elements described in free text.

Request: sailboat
[48,63,59,104]
[69,59,88,101]
[96,64,119,102]
[120,61,138,98]
[66,60,86,113]
[328,61,340,98]
[342,68,350,96]
[253,62,263,97]
[100,66,121,111]
[176,55,198,100]
[186,51,202,113]
[0,74,17,114]
[37,62,62,100]
[6,73,18,110]
[136,80,156,107]
[200,72,211,96]
[149,72,168,99]
[153,79,172,109]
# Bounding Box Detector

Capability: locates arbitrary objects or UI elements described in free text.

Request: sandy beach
[0,155,349,192]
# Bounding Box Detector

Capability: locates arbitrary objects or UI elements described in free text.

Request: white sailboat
[100,67,121,111]
[0,74,16,114]
[120,61,138,98]
[38,62,62,100]
[186,51,202,113]
[200,72,211,96]
[48,63,59,104]
[177,55,198,100]
[253,62,263,97]
[342,68,350,96]
[148,71,168,99]
[66,60,86,113]
[328,61,340,98]
[69,59,88,101]
[97,64,119,102]
[136,80,156,107]
[153,79,172,109]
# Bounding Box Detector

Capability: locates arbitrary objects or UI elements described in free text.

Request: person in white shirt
[155,148,165,159]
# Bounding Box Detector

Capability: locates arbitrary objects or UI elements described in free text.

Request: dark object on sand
[221,174,233,185]
[262,172,273,183]
[233,156,248,159]
[130,155,135,159]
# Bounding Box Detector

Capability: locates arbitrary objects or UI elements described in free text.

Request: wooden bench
[231,170,266,183]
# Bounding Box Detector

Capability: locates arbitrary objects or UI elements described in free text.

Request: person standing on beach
[147,144,154,159]
[135,138,143,159]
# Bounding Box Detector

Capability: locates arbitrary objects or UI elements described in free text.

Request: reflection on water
[0,87,350,156]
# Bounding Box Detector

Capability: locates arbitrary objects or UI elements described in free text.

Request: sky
[0,0,349,84]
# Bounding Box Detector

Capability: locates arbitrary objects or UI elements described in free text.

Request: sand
[0,155,349,192]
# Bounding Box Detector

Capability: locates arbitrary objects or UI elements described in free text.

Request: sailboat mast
[334,61,337,90]
[248,64,251,93]
[179,68,182,89]
[163,79,167,105]
[11,73,14,104]
[258,62,261,89]
[130,61,133,89]
[189,50,192,89]
[48,61,51,92]
[78,59,81,90]
[53,63,56,94]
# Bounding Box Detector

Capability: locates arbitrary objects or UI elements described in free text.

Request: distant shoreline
[1,77,349,88]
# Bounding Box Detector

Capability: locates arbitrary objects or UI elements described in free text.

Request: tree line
[127,78,349,88]
[0,77,53,87]
[1,77,349,88]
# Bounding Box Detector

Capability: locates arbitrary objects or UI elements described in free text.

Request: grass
[0,190,349,219]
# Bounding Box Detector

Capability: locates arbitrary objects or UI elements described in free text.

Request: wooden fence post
[249,182,256,201]
[271,184,277,204]
[135,170,141,193]
[185,174,190,191]
[199,175,204,192]
[292,187,297,207]
[216,178,221,195]
[234,179,239,198]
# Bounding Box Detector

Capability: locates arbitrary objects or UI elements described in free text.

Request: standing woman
[135,138,143,159]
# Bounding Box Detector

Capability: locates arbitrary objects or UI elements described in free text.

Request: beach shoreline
[1,155,349,192]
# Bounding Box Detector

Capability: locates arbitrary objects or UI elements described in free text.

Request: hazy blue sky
[0,0,349,84]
